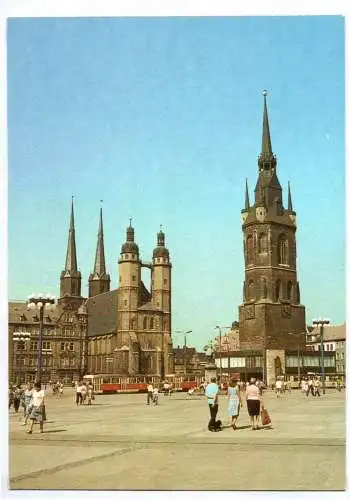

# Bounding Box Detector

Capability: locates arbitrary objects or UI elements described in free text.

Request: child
[153,387,159,405]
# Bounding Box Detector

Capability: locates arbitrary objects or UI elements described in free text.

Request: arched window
[248,280,254,301]
[150,318,154,330]
[275,280,281,302]
[278,235,289,264]
[247,235,254,265]
[258,233,268,253]
[287,281,293,301]
[143,317,147,330]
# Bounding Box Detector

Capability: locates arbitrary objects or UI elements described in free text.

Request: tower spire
[93,205,106,276]
[288,181,293,211]
[65,196,78,272]
[261,90,273,157]
[245,178,250,210]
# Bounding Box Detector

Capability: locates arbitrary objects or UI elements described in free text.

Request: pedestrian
[227,379,242,430]
[205,377,220,432]
[75,380,84,406]
[21,382,33,426]
[306,378,314,397]
[336,378,342,392]
[246,377,262,430]
[26,381,46,434]
[313,378,321,397]
[87,383,94,405]
[275,378,283,398]
[153,386,159,405]
[301,379,307,394]
[13,386,22,413]
[8,386,14,410]
[81,383,87,404]
[146,381,154,405]
[58,382,64,396]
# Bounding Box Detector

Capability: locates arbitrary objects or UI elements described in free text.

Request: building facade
[9,201,174,384]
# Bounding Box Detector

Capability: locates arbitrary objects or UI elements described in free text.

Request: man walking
[205,377,220,432]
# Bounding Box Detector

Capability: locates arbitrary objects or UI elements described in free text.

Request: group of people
[74,380,94,405]
[300,377,321,397]
[9,381,46,434]
[204,377,266,432]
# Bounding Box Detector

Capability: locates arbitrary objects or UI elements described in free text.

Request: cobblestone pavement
[7,388,346,491]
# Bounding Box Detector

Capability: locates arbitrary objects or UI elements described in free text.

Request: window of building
[16,357,25,366]
[69,342,74,351]
[143,317,147,330]
[287,281,293,300]
[30,341,38,351]
[124,300,128,306]
[246,235,254,265]
[150,318,154,330]
[275,280,281,301]
[247,280,254,301]
[278,235,289,265]
[16,340,25,350]
[60,342,65,351]
[62,358,69,367]
[164,278,168,285]
[258,233,268,253]
[42,341,51,350]
[132,275,136,281]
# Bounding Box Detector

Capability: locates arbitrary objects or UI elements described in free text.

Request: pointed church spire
[93,205,106,276]
[65,196,78,272]
[245,178,250,210]
[288,181,293,211]
[261,90,273,156]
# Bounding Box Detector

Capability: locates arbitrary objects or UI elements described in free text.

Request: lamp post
[287,332,304,383]
[12,331,31,384]
[174,330,192,376]
[27,294,56,383]
[312,318,330,395]
[215,326,231,383]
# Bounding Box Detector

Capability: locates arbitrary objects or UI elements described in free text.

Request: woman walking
[246,378,262,430]
[227,379,242,430]
[27,381,46,434]
[21,382,33,426]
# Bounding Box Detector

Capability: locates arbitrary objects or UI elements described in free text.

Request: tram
[83,374,203,394]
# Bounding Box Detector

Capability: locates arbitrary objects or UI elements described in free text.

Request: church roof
[86,289,118,337]
[310,323,346,342]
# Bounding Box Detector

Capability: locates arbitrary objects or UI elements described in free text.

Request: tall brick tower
[239,91,306,352]
[88,206,110,297]
[60,198,82,302]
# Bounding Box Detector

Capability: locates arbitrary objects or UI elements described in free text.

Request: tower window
[275,280,281,302]
[164,278,168,285]
[143,317,147,330]
[246,236,254,265]
[258,233,268,253]
[278,235,289,265]
[132,275,136,281]
[124,300,128,306]
[150,318,154,330]
[247,280,254,300]
[287,281,293,300]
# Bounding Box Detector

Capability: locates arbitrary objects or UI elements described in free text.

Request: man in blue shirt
[205,377,220,431]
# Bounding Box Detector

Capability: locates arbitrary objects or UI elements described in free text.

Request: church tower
[152,228,173,376]
[118,221,141,342]
[88,206,110,297]
[239,91,306,351]
[60,198,82,299]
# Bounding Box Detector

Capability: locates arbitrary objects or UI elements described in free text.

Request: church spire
[65,197,78,272]
[93,206,106,276]
[60,197,82,298]
[258,90,276,171]
[245,178,250,210]
[288,181,293,211]
[88,203,110,297]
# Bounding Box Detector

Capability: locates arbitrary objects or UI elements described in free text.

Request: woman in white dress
[27,381,46,434]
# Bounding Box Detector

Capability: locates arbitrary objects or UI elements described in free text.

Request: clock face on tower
[256,207,266,222]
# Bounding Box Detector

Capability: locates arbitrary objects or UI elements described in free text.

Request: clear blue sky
[7,16,345,349]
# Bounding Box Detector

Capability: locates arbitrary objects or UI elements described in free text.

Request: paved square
[8,388,345,490]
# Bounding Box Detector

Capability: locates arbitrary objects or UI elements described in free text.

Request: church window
[278,235,289,265]
[143,317,147,330]
[124,300,127,306]
[275,280,281,301]
[246,236,254,265]
[287,281,293,300]
[164,278,168,285]
[132,275,136,281]
[150,318,154,330]
[258,233,268,253]
[247,280,254,300]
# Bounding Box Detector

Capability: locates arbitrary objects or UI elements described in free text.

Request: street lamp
[215,326,231,382]
[12,331,31,384]
[287,332,304,383]
[174,330,192,376]
[27,294,56,383]
[312,318,330,395]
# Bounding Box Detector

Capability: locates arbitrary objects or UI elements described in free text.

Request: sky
[7,16,345,350]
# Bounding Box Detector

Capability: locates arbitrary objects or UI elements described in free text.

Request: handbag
[261,407,271,426]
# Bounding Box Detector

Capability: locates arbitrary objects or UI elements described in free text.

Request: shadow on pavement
[42,429,67,434]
